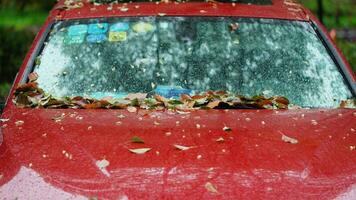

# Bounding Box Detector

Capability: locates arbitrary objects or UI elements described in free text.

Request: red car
[1,0,356,199]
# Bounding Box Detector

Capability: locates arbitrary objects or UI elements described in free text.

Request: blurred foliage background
[0,0,355,102]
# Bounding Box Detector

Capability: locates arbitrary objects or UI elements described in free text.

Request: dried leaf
[126,93,147,100]
[52,114,65,123]
[174,144,193,151]
[96,159,110,169]
[216,137,225,142]
[131,136,144,143]
[207,101,221,109]
[0,119,9,123]
[129,148,151,154]
[223,126,232,132]
[281,134,298,144]
[15,120,24,126]
[205,182,218,193]
[28,72,39,82]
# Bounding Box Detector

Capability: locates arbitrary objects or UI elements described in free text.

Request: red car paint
[1,0,356,199]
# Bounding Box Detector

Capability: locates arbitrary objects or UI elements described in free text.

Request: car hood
[0,108,356,199]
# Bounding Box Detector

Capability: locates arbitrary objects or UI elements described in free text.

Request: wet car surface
[1,0,356,199]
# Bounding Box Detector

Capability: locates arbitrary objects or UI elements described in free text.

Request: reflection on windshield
[34,17,352,108]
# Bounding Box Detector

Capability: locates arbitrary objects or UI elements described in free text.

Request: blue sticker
[110,22,129,32]
[87,34,107,43]
[154,85,193,99]
[64,34,86,44]
[68,24,88,36]
[88,23,109,34]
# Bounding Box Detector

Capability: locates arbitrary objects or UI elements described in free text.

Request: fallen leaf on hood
[216,137,225,142]
[15,120,24,126]
[311,120,318,126]
[95,158,110,177]
[131,136,144,143]
[350,146,356,151]
[127,106,137,113]
[157,13,166,16]
[129,148,151,154]
[96,159,110,169]
[281,134,298,144]
[117,114,126,119]
[205,182,218,193]
[52,114,65,123]
[174,144,194,151]
[0,119,9,123]
[223,126,232,132]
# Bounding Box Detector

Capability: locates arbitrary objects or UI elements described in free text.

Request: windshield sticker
[64,34,85,44]
[87,34,107,43]
[88,23,109,34]
[155,85,193,99]
[108,31,127,42]
[68,24,88,36]
[132,22,155,33]
[110,22,130,32]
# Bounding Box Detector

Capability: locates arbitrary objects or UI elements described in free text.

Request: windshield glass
[33,17,352,108]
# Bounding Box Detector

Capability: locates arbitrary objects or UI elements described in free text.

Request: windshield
[33,17,352,108]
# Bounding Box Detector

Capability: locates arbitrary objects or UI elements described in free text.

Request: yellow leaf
[281,134,298,144]
[174,144,193,151]
[129,148,151,154]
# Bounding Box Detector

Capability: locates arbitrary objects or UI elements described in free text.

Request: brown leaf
[28,72,39,82]
[129,148,151,154]
[281,134,298,144]
[207,101,221,109]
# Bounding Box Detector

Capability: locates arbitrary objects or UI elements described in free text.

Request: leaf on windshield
[281,134,298,144]
[28,72,39,82]
[129,148,151,154]
[13,80,293,111]
[229,23,240,32]
[340,99,356,109]
[126,93,147,100]
[131,136,144,143]
[174,144,194,151]
[207,101,221,109]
